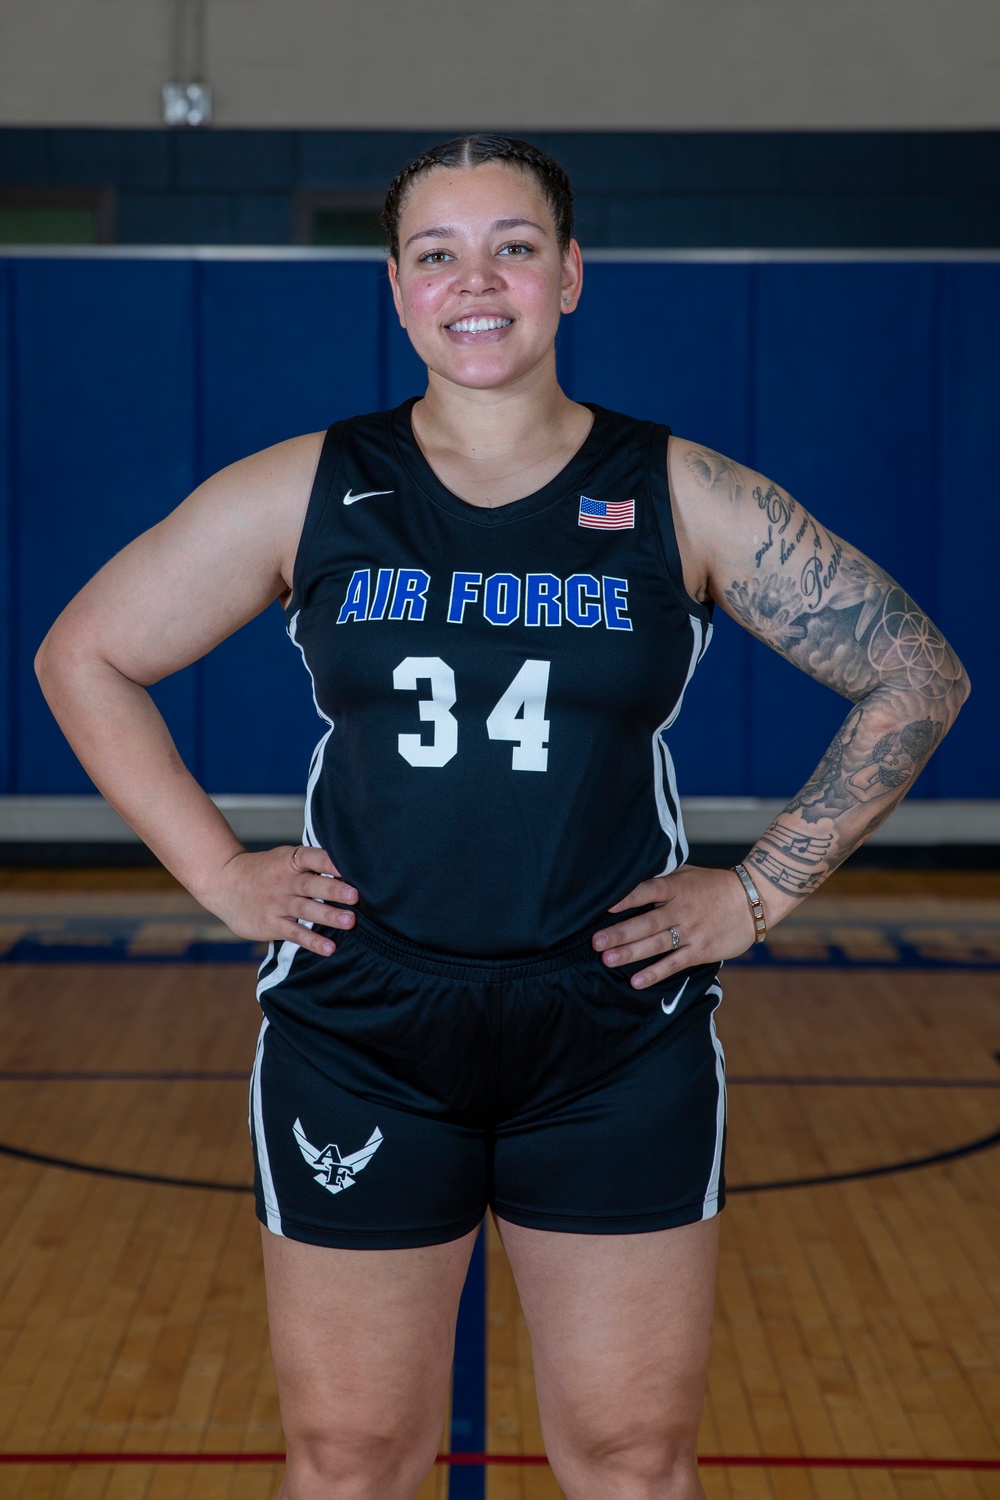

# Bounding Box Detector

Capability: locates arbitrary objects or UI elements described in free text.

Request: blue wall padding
[4,256,996,800]
[1,262,12,796]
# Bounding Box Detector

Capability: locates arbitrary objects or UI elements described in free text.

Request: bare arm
[593,438,969,984]
[679,440,969,907]
[35,431,358,956]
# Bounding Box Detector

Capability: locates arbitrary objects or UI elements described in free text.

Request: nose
[457,250,502,296]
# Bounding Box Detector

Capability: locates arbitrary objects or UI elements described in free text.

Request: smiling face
[388,161,583,394]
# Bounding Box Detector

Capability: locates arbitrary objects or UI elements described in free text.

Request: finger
[593,908,673,952]
[288,898,355,930]
[289,845,341,878]
[606,878,673,914]
[298,873,358,905]
[599,929,681,967]
[276,918,336,957]
[627,952,693,988]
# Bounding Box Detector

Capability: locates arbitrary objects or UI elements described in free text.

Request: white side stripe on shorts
[702,982,726,1219]
[251,1017,283,1236]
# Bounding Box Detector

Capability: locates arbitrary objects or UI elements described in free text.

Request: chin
[433,351,546,392]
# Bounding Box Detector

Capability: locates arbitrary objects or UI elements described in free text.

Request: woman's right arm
[34,432,357,958]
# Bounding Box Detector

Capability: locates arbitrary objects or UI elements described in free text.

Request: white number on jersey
[486,659,551,772]
[392,656,458,767]
[393,657,552,771]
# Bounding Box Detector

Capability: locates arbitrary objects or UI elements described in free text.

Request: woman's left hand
[592,865,760,986]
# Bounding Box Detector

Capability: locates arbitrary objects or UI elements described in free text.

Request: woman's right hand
[201,844,358,957]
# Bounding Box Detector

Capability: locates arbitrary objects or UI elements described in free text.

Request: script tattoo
[685,446,748,505]
[755,483,797,533]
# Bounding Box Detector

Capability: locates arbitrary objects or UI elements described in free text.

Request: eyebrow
[403,217,548,250]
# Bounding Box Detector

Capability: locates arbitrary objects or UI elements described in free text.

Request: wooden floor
[0,869,997,1498]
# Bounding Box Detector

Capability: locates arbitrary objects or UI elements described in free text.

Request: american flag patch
[578,495,635,530]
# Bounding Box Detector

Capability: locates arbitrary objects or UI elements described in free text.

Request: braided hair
[382,134,574,261]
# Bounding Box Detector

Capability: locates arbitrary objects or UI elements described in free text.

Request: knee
[554,1419,701,1499]
[281,1417,437,1500]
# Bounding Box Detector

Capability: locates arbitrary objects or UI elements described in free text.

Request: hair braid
[382,134,574,260]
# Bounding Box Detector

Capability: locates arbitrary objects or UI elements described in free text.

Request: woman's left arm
[593,439,971,986]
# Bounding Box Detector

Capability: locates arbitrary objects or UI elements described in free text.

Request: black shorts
[250,915,726,1249]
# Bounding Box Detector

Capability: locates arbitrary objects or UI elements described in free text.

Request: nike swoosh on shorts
[662,976,690,1016]
[343,489,394,505]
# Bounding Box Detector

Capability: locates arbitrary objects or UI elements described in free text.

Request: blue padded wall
[0,263,11,795]
[750,263,939,799]
[197,260,387,792]
[4,255,997,800]
[12,258,199,792]
[565,263,756,798]
[936,265,1000,798]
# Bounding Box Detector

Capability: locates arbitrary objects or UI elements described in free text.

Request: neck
[413,356,582,462]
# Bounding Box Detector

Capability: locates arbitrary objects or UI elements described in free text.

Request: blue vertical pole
[448,1221,486,1499]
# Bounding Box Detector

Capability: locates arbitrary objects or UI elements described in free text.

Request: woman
[36,135,968,1500]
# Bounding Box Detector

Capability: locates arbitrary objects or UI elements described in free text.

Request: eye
[498,241,534,257]
[417,249,455,264]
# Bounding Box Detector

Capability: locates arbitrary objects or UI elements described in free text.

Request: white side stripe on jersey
[651,614,712,874]
[250,1017,283,1235]
[702,984,727,1220]
[288,609,336,854]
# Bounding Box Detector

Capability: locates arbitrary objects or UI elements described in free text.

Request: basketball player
[36,137,968,1500]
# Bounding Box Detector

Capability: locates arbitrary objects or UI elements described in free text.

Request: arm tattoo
[684,446,749,505]
[725,553,966,704]
[722,508,968,901]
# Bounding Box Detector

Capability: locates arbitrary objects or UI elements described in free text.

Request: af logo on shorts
[293,1118,384,1195]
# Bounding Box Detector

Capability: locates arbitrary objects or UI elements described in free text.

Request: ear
[560,239,584,314]
[387,258,407,328]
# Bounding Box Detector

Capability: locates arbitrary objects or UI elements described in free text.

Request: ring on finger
[290,846,304,873]
[669,926,681,951]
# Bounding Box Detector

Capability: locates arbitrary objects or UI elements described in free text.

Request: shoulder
[173,429,328,577]
[661,435,758,605]
[667,436,753,510]
[198,430,327,515]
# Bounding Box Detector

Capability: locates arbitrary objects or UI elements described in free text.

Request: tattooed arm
[591,439,969,987]
[673,440,970,912]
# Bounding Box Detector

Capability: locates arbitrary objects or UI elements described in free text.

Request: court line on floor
[0,1126,997,1194]
[728,1126,1000,1193]
[0,1452,996,1470]
[1,1071,998,1087]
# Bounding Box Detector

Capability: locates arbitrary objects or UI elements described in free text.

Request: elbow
[952,663,972,718]
[34,617,87,709]
[34,628,58,700]
[937,662,971,738]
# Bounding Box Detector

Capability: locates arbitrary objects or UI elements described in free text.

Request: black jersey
[275,398,712,959]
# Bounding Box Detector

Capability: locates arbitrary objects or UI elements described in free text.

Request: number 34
[392,656,550,772]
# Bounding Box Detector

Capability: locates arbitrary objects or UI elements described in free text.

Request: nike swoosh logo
[343,488,394,505]
[661,976,690,1016]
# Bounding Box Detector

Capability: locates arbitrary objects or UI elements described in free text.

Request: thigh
[263,1224,478,1451]
[251,1015,488,1248]
[497,1216,719,1466]
[493,981,727,1235]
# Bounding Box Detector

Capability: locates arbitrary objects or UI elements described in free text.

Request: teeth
[447,317,512,333]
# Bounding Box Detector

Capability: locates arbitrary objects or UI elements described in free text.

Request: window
[0,189,115,245]
[295,192,385,248]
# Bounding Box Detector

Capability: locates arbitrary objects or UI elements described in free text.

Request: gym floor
[0,866,997,1498]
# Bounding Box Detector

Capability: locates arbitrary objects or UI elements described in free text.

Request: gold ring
[290,847,304,872]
